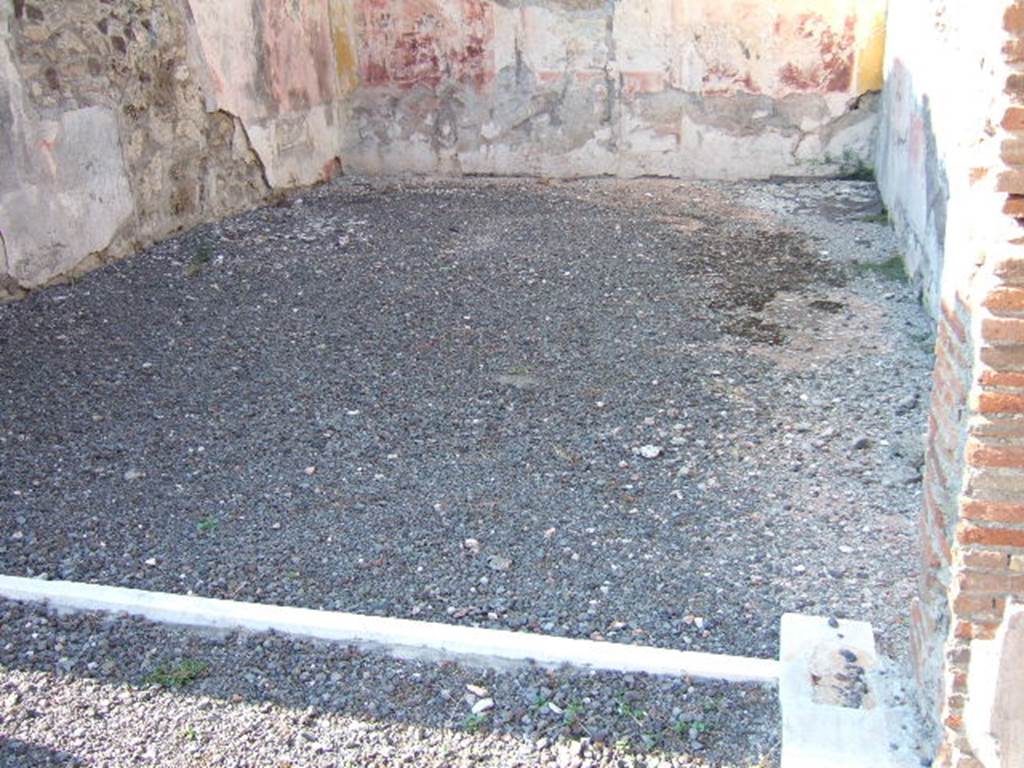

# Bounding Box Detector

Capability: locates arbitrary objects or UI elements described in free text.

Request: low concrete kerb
[0,574,780,684]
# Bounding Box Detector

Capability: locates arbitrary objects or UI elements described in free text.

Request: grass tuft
[185,242,213,277]
[196,516,219,534]
[856,255,907,283]
[837,149,875,182]
[145,659,208,689]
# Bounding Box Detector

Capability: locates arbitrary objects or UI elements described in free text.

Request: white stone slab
[780,613,912,768]
[966,602,1024,768]
[0,575,779,683]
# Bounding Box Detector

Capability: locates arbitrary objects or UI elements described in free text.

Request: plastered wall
[345,0,887,178]
[0,0,888,296]
[875,0,1013,319]
[0,0,357,298]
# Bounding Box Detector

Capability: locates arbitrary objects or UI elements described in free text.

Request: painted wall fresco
[613,1,873,98]
[875,2,1024,762]
[875,0,1013,318]
[0,0,269,297]
[186,0,358,187]
[2,0,891,295]
[0,0,360,296]
[344,0,889,178]
[357,0,493,90]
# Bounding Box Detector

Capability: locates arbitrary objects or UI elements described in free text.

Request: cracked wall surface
[184,0,357,187]
[1,0,887,295]
[0,0,356,299]
[344,0,888,178]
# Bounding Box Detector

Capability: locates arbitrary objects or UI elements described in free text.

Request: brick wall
[914,3,1024,764]
[912,292,972,741]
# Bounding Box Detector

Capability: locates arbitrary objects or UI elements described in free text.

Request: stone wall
[4,2,1024,764]
[1,0,890,296]
[0,0,357,299]
[877,1,1024,765]
[344,0,888,178]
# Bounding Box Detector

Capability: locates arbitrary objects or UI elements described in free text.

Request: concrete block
[780,613,918,768]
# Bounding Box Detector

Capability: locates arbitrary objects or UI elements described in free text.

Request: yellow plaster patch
[856,10,886,91]
[329,0,359,93]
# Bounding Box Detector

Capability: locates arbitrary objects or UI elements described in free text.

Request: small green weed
[145,659,208,689]
[837,148,875,181]
[617,697,646,723]
[196,516,219,534]
[185,242,213,277]
[857,211,889,224]
[563,701,584,725]
[462,713,486,733]
[673,718,713,738]
[856,255,907,283]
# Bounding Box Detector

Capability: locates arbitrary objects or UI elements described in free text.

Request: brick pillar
[913,291,974,758]
[918,4,1024,765]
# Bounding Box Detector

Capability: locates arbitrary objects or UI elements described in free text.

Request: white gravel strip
[0,574,779,684]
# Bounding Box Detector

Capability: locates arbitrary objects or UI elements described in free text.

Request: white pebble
[639,445,663,459]
[471,698,494,714]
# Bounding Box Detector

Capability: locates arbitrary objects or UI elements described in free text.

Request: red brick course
[966,440,1024,468]
[962,498,1024,523]
[916,57,1024,759]
[977,390,1024,413]
[979,369,1024,387]
[982,317,1024,344]
[957,522,1024,548]
[981,342,1024,370]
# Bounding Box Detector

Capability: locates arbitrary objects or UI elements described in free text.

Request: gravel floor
[0,598,779,767]
[0,177,931,662]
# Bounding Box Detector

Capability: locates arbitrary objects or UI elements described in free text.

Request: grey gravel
[0,598,778,767]
[0,177,930,673]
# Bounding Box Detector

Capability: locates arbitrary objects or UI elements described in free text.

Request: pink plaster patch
[357,0,494,90]
[701,63,759,96]
[621,71,667,97]
[322,156,343,181]
[909,114,925,174]
[537,71,566,85]
[261,0,338,113]
[776,13,856,94]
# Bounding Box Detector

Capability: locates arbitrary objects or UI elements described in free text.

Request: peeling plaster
[0,2,133,291]
[184,0,351,188]
[330,0,360,94]
[356,0,494,90]
[1,0,890,294]
[0,227,10,286]
[345,0,884,178]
